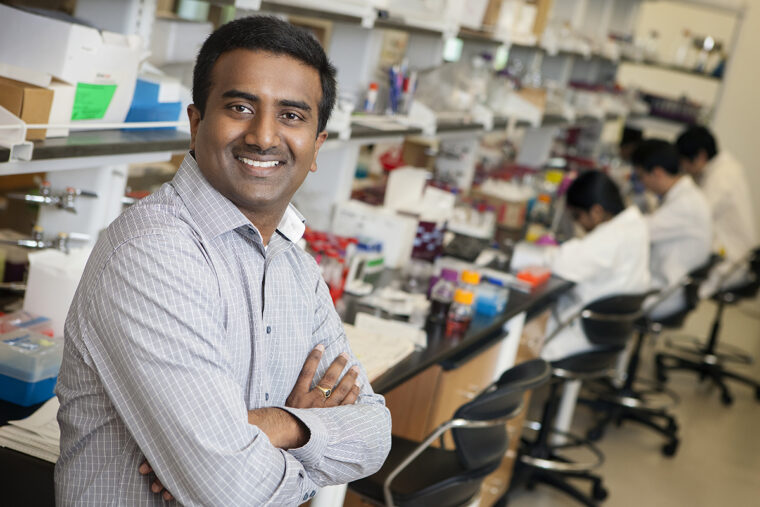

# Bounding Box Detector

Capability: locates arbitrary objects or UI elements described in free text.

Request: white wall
[712,0,760,237]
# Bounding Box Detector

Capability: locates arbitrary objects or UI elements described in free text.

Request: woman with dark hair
[513,170,651,361]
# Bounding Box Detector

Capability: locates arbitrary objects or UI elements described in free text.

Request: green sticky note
[71,83,117,120]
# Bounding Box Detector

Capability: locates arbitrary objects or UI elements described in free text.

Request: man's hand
[139,461,174,502]
[286,344,361,408]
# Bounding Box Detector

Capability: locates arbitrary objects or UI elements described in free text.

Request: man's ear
[310,130,329,173]
[188,104,202,152]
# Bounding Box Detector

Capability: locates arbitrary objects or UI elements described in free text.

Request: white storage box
[150,19,213,66]
[0,4,141,126]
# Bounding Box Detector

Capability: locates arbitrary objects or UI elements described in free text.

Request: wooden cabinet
[380,309,551,506]
[384,339,501,448]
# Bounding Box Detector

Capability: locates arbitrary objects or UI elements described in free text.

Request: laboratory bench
[0,275,571,506]
[369,275,571,394]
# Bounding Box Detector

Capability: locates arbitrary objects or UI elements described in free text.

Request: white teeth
[238,156,280,168]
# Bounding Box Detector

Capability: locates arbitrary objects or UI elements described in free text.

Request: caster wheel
[755,387,760,401]
[662,440,679,457]
[592,483,608,501]
[587,427,604,442]
[655,369,668,384]
[526,481,536,491]
[721,392,733,406]
[666,420,679,434]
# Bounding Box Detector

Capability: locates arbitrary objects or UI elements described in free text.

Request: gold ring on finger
[315,385,332,399]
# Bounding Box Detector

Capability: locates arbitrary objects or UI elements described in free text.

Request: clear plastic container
[0,311,54,337]
[0,329,62,406]
[446,289,474,339]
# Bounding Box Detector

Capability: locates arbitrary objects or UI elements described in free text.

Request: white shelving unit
[0,0,652,249]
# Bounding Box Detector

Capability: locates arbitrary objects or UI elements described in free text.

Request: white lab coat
[698,152,758,296]
[539,206,651,361]
[645,176,712,319]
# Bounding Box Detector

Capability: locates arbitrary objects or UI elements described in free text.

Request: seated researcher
[676,125,758,295]
[513,171,651,361]
[631,139,712,319]
[55,16,391,505]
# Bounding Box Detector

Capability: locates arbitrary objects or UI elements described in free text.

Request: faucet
[7,181,98,213]
[0,226,90,254]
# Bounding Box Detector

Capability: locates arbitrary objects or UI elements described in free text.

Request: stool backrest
[452,359,550,470]
[581,293,648,348]
[750,247,760,278]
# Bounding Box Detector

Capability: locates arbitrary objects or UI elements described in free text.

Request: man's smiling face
[188,49,328,219]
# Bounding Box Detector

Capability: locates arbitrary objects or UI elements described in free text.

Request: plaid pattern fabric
[55,153,391,506]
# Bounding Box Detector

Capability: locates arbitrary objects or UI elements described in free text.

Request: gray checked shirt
[55,153,391,506]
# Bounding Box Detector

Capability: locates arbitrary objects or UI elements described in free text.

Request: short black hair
[192,15,337,133]
[631,139,680,175]
[620,126,643,148]
[566,170,626,216]
[675,126,718,162]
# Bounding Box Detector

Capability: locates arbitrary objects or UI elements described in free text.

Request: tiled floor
[509,296,760,507]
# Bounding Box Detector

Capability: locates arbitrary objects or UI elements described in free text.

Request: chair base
[663,333,753,365]
[511,422,607,506]
[506,460,608,507]
[655,351,760,406]
[579,379,680,456]
[581,396,679,457]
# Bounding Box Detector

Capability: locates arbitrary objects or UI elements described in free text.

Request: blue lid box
[0,329,62,406]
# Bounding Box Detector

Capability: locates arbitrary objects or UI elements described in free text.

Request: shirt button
[310,490,316,498]
[303,494,309,501]
[265,392,269,401]
[266,325,272,334]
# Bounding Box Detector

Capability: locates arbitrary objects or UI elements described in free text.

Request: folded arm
[84,233,319,505]
[278,276,392,487]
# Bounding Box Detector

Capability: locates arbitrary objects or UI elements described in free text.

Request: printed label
[71,83,117,120]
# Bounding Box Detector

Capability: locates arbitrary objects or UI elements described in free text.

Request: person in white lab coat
[515,171,651,361]
[676,126,758,295]
[631,139,712,319]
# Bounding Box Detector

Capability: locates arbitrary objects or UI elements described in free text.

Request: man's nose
[244,112,280,151]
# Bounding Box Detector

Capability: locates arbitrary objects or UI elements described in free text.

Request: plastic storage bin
[0,329,62,406]
[0,311,54,337]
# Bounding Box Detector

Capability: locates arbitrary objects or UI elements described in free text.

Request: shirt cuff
[279,406,328,469]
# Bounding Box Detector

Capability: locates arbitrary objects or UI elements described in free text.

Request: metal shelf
[0,130,191,165]
[620,57,723,81]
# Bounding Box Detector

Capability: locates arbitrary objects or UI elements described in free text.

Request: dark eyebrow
[221,90,312,114]
[278,99,311,113]
[222,89,257,102]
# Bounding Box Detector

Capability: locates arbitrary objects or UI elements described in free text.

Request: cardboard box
[0,4,141,126]
[0,77,54,141]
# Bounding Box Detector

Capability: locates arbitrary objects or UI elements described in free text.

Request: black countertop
[0,129,192,163]
[370,276,572,394]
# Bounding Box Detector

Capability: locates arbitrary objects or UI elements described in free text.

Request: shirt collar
[171,152,307,243]
[662,175,692,203]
